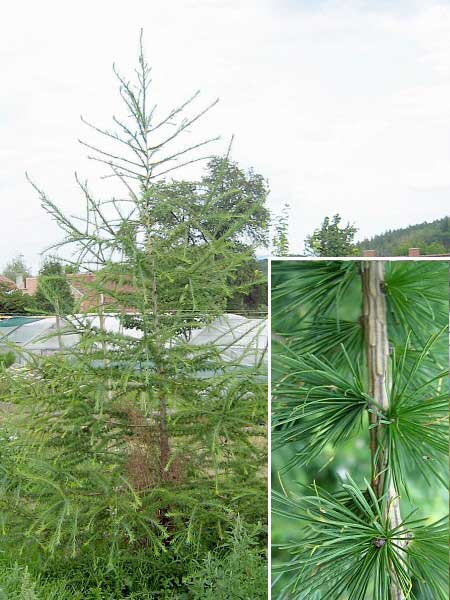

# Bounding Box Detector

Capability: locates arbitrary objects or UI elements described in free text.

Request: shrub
[185,520,267,599]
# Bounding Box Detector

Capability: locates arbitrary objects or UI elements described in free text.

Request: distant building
[15,272,134,313]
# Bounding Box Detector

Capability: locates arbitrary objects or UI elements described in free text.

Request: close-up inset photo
[271,259,449,600]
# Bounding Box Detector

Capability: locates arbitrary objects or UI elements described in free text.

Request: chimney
[363,249,377,257]
[15,274,24,289]
[408,248,420,257]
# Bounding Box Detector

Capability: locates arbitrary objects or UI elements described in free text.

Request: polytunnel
[0,316,80,365]
[0,314,267,368]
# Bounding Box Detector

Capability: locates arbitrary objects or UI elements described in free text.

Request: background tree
[271,203,290,257]
[147,156,269,248]
[305,213,357,256]
[0,280,33,315]
[0,35,267,598]
[199,156,269,247]
[149,156,270,313]
[33,257,75,314]
[1,254,31,281]
[225,257,267,313]
[64,264,80,275]
[271,260,448,599]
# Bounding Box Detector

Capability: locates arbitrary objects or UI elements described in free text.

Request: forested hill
[358,216,449,256]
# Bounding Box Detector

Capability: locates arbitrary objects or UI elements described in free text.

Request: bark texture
[362,261,405,600]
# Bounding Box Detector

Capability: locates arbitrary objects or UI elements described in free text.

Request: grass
[0,523,267,599]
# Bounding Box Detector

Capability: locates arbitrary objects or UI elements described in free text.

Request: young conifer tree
[0,34,267,576]
[271,260,448,599]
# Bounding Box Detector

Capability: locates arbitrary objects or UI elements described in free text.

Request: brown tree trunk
[362,261,405,600]
[362,261,390,498]
[158,386,170,480]
[146,233,170,481]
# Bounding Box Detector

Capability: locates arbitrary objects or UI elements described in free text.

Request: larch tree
[0,33,267,585]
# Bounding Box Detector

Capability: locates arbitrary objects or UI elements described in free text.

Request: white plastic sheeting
[188,314,267,367]
[0,314,267,368]
[0,317,80,365]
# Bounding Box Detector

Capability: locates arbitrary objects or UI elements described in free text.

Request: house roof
[0,276,17,290]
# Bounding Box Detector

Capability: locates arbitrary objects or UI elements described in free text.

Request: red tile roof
[0,276,17,290]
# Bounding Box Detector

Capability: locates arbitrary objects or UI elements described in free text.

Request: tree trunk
[362,261,390,498]
[146,233,170,481]
[158,389,170,479]
[362,261,405,600]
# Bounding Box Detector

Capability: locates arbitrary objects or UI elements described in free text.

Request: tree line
[294,214,449,257]
[358,216,449,256]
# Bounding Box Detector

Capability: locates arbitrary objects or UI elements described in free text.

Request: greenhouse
[0,316,80,364]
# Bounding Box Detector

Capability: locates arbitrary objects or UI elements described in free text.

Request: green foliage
[272,260,358,323]
[272,203,290,257]
[0,281,34,315]
[272,352,368,469]
[226,257,267,313]
[196,156,270,247]
[0,562,75,600]
[146,156,270,314]
[0,304,266,574]
[273,478,448,600]
[0,522,267,599]
[384,261,449,344]
[271,259,449,599]
[304,214,358,256]
[151,156,269,247]
[185,519,267,599]
[386,333,449,493]
[359,216,449,256]
[0,351,15,368]
[33,258,75,315]
[280,318,363,366]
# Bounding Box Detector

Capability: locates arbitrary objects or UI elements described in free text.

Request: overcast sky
[1,0,449,273]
